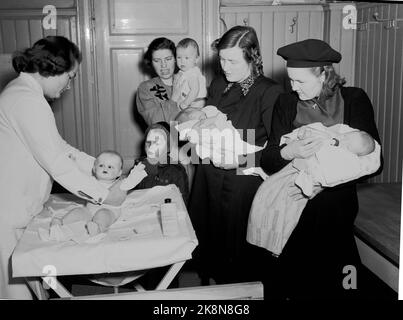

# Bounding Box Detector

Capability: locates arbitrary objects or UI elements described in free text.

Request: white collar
[19,72,44,96]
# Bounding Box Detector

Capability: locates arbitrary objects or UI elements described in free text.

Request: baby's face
[176,46,198,72]
[94,153,122,181]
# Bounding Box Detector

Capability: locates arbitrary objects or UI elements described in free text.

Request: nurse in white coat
[0,36,127,299]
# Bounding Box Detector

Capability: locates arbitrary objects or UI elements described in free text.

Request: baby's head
[342,131,375,156]
[175,107,207,124]
[93,151,123,182]
[176,38,200,72]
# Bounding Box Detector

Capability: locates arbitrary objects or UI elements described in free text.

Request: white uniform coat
[0,73,109,299]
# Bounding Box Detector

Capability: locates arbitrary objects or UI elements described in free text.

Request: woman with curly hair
[188,25,282,285]
[0,36,127,299]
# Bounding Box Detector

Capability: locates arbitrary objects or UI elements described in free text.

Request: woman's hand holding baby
[281,137,323,160]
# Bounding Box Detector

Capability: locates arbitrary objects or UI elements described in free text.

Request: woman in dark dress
[189,26,282,284]
[260,39,382,299]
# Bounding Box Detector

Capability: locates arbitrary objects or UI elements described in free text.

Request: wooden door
[93,0,208,171]
[0,0,87,151]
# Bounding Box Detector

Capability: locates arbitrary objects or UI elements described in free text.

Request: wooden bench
[354,182,401,292]
[55,281,264,300]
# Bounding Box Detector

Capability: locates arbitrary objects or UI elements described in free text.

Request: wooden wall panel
[220,4,325,88]
[111,49,145,163]
[0,5,85,152]
[109,0,188,35]
[355,3,403,183]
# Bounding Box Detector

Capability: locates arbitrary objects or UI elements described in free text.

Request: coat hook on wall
[289,17,297,33]
[347,17,368,31]
[243,18,249,26]
[373,12,396,29]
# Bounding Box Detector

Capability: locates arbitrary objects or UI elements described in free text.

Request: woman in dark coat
[260,39,382,299]
[189,26,282,284]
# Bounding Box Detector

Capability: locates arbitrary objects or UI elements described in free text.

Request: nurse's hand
[103,179,127,206]
[280,137,323,160]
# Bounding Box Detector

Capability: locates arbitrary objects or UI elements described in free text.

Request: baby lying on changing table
[50,150,147,236]
[175,106,268,178]
[247,122,381,257]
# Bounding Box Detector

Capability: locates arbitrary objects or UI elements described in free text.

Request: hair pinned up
[212,25,263,77]
[12,36,81,77]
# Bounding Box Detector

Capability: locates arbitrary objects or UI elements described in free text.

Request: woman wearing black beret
[259,39,382,299]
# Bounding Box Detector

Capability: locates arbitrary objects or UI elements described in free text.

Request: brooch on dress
[223,74,257,96]
[150,84,169,100]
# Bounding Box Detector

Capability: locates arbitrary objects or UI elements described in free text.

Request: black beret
[277,39,341,67]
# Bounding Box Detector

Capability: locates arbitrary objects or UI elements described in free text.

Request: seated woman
[133,121,189,205]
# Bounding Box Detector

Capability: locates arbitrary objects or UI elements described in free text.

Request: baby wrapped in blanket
[246,122,381,256]
[175,105,268,179]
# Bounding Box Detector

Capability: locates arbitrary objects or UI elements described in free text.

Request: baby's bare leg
[87,208,118,236]
[61,207,92,225]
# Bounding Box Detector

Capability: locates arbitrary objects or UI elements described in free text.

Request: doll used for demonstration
[49,151,147,237]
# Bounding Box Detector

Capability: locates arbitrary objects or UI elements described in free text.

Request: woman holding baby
[188,26,282,285]
[259,39,382,299]
[0,36,127,299]
[136,37,182,125]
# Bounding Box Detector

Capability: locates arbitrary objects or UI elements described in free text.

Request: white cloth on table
[247,123,381,256]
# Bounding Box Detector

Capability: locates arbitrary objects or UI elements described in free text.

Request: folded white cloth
[38,220,106,244]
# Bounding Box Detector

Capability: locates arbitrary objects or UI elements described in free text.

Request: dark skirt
[189,163,263,284]
[263,184,363,299]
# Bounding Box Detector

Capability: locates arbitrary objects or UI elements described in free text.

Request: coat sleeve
[260,94,294,174]
[62,142,96,175]
[260,84,283,137]
[136,81,180,125]
[252,84,283,167]
[170,165,189,205]
[345,88,383,177]
[8,96,109,204]
[346,88,381,143]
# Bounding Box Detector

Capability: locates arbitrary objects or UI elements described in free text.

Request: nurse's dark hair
[144,37,176,67]
[311,65,346,100]
[12,36,82,77]
[212,25,263,77]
